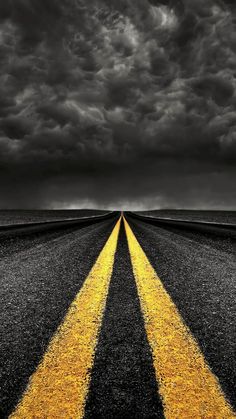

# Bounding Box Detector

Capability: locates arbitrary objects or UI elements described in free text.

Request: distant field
[136,210,236,224]
[0,209,109,226]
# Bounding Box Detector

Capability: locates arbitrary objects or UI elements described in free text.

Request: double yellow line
[11,216,235,418]
[124,218,235,419]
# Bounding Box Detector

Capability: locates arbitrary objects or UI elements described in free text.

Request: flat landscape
[0,210,108,226]
[0,210,235,418]
[137,209,236,224]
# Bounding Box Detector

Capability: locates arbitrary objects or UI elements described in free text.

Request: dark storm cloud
[0,0,236,208]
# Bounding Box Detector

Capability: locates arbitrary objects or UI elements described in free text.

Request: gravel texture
[1,212,235,417]
[85,222,164,419]
[127,215,236,410]
[0,217,116,418]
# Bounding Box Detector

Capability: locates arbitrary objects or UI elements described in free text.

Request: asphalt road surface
[0,213,235,418]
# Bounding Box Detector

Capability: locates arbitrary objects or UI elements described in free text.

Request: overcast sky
[0,0,236,209]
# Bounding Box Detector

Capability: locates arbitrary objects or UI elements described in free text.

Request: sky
[0,0,236,209]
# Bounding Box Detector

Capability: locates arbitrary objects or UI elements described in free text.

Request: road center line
[124,217,235,418]
[10,217,121,419]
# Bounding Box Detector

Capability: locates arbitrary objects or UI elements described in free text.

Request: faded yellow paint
[11,217,121,419]
[124,217,235,419]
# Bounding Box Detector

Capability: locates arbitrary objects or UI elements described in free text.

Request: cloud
[0,0,235,208]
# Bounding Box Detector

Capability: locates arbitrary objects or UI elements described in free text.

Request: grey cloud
[191,75,234,106]
[0,0,235,208]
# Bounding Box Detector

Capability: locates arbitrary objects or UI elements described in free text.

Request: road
[0,213,235,418]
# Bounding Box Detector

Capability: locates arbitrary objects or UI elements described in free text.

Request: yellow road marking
[124,217,235,419]
[11,217,121,419]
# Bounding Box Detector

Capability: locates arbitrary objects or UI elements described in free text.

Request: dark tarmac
[0,212,235,418]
